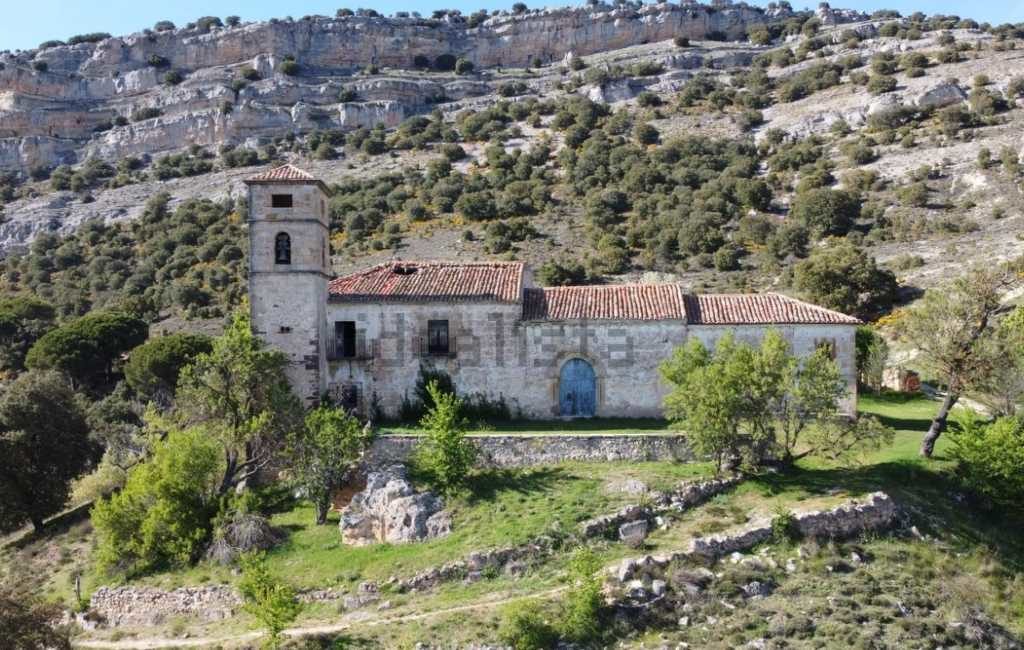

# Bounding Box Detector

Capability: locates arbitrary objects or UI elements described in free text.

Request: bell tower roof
[244,164,331,194]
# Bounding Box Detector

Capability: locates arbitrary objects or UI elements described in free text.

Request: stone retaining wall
[89,586,240,627]
[368,433,692,468]
[610,492,899,586]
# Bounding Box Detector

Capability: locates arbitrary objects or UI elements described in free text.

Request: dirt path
[74,586,568,649]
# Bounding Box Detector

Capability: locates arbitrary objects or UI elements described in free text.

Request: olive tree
[288,407,375,525]
[898,262,1023,457]
[176,312,302,496]
[660,330,886,471]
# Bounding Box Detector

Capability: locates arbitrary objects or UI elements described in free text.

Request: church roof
[328,261,524,303]
[327,260,861,325]
[244,164,331,193]
[522,285,686,321]
[682,293,861,325]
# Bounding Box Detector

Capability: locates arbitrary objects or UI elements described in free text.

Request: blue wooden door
[559,359,596,417]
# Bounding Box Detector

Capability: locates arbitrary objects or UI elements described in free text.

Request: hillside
[3,3,1022,327]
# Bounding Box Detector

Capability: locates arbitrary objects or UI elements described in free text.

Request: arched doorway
[559,358,596,417]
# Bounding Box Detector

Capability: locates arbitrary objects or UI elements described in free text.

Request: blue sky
[2,1,1022,53]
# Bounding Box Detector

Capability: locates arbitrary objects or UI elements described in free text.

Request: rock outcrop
[0,1,846,173]
[339,465,451,545]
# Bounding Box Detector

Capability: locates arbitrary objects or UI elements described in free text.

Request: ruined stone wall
[366,433,692,468]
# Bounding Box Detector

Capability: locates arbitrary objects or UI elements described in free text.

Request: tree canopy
[0,295,55,374]
[898,262,1023,456]
[0,370,96,532]
[660,330,888,471]
[793,239,898,320]
[175,311,302,495]
[25,310,147,391]
[124,333,212,405]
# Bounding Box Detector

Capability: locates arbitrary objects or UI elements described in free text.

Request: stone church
[246,165,860,419]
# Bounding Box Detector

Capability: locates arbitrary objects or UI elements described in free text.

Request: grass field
[7,390,1024,647]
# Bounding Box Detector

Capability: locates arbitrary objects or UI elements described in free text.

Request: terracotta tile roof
[522,285,686,321]
[684,293,862,325]
[245,164,317,182]
[244,164,330,193]
[328,261,524,303]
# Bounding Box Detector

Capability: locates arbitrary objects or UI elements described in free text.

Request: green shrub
[414,381,476,495]
[792,239,898,320]
[454,57,474,75]
[674,36,690,48]
[131,107,162,122]
[770,508,800,544]
[163,70,184,85]
[68,32,111,45]
[867,74,897,95]
[91,427,222,575]
[32,60,48,73]
[238,552,302,649]
[950,413,1024,507]
[559,547,604,643]
[434,53,457,71]
[789,188,860,237]
[498,600,558,649]
[239,66,261,81]
[277,57,300,76]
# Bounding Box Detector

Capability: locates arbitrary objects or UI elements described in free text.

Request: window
[334,321,356,359]
[274,232,291,264]
[815,338,837,360]
[427,320,449,355]
[271,194,293,208]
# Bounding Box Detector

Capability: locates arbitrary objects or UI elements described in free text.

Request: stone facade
[246,167,331,405]
[247,167,860,418]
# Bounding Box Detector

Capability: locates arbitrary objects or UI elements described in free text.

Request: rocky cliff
[0,1,833,172]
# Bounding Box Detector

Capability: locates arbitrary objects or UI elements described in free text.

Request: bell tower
[244,164,331,405]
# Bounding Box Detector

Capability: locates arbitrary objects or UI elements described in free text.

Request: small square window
[271,194,293,208]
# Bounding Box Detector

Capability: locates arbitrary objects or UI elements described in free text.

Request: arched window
[275,232,291,264]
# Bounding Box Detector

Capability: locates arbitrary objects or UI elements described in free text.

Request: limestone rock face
[0,2,814,173]
[339,465,451,545]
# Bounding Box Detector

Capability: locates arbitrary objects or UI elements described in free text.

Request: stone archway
[559,358,596,417]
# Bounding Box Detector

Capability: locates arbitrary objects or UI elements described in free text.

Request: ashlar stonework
[246,166,861,416]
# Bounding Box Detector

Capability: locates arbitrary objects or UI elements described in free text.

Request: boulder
[339,465,451,545]
[619,519,649,547]
[913,81,967,110]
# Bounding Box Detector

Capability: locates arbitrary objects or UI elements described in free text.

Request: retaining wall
[367,433,693,468]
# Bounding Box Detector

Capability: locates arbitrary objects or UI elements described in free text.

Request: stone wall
[326,294,859,420]
[248,181,330,405]
[366,433,693,468]
[610,492,899,586]
[88,586,240,627]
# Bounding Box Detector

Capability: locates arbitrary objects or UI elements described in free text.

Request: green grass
[122,460,713,594]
